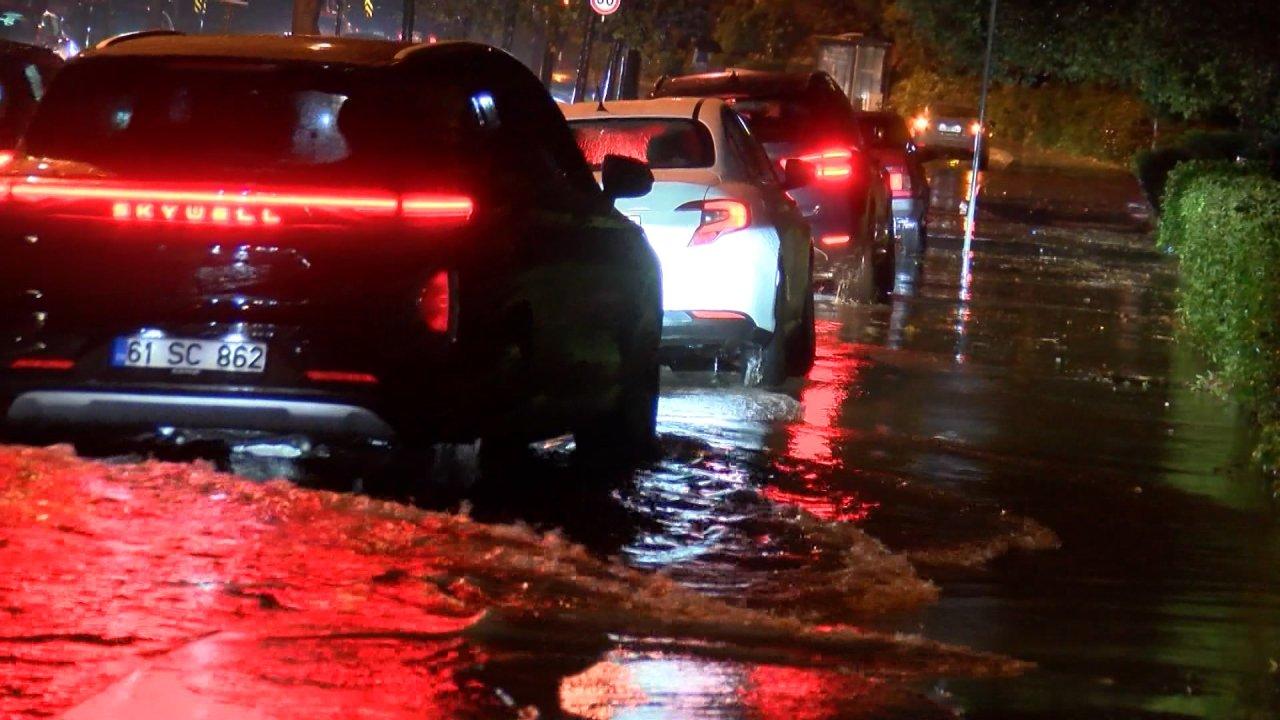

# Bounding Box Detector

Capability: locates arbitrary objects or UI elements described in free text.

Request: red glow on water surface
[785,320,867,467]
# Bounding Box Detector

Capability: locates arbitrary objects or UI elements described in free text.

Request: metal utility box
[815,33,891,111]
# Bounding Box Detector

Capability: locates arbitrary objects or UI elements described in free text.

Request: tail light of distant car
[679,199,751,246]
[819,234,850,247]
[0,178,474,228]
[0,151,13,169]
[911,115,929,135]
[792,147,856,182]
[968,121,984,136]
[885,165,913,199]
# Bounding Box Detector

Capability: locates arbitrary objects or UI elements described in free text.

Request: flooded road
[3,162,1278,719]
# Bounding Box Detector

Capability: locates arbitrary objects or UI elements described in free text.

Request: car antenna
[596,97,608,112]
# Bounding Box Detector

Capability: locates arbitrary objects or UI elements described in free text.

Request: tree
[896,0,1280,133]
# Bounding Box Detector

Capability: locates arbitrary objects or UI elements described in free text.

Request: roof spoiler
[95,30,185,51]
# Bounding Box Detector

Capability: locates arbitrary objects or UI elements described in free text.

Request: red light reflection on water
[559,652,904,720]
[785,320,865,467]
[772,319,881,523]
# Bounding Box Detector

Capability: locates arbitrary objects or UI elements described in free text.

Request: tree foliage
[896,0,1280,132]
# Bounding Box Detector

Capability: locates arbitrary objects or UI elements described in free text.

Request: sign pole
[571,9,596,103]
[961,0,997,295]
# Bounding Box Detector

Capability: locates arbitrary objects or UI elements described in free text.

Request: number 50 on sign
[590,0,620,16]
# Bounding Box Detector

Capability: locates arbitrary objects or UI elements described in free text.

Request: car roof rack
[95,30,185,51]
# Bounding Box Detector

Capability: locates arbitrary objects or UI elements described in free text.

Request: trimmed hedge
[1134,130,1272,211]
[1160,161,1280,474]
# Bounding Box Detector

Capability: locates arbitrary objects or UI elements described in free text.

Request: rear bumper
[916,132,974,152]
[658,312,765,365]
[6,390,394,440]
[651,227,779,333]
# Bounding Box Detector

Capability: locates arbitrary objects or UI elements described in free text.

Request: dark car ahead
[852,111,929,261]
[910,103,987,167]
[0,35,662,457]
[0,39,61,150]
[652,69,894,302]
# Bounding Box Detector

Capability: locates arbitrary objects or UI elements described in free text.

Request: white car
[563,98,815,386]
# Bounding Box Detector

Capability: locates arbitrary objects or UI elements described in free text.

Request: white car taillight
[679,199,751,246]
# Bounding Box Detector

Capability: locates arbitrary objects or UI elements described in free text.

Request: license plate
[939,123,963,134]
[111,336,267,373]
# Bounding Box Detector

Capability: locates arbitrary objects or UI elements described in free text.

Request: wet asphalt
[460,162,1280,719]
[5,160,1279,719]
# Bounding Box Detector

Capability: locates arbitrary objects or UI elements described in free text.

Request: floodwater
[2,161,1278,719]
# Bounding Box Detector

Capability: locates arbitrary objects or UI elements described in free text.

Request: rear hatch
[725,96,862,224]
[0,57,477,383]
[568,117,722,257]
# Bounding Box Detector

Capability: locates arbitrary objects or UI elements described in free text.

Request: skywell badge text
[111,201,283,226]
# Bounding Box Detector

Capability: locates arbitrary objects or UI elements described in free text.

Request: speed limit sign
[590,0,620,16]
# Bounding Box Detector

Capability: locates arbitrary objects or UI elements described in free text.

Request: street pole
[962,0,997,295]
[292,0,321,35]
[400,0,415,41]
[571,9,597,103]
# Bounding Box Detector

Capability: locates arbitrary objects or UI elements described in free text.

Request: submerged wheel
[873,221,896,303]
[835,243,875,304]
[786,286,816,377]
[573,323,660,461]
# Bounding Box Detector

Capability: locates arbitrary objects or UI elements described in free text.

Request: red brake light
[886,165,912,199]
[418,270,452,334]
[819,234,851,247]
[0,151,13,169]
[305,370,379,384]
[400,194,474,224]
[2,179,472,228]
[793,147,855,182]
[9,357,75,371]
[680,199,750,246]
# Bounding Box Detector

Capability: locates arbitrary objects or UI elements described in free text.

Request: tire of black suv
[836,242,876,304]
[574,323,660,461]
[873,222,896,303]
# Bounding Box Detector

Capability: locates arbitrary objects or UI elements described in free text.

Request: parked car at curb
[852,110,930,263]
[652,69,895,303]
[910,103,988,168]
[563,97,815,387]
[0,35,663,459]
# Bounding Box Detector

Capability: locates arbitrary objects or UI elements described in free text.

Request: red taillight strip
[4,179,475,224]
[305,370,379,384]
[795,147,855,181]
[10,357,75,370]
[7,180,400,214]
[401,194,474,222]
[690,310,747,320]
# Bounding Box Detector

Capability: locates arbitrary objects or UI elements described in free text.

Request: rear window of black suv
[22,58,478,183]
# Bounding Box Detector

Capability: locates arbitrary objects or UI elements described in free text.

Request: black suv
[653,69,894,302]
[0,35,662,454]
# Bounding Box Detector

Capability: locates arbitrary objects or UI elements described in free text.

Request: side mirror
[601,154,654,200]
[780,159,815,190]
